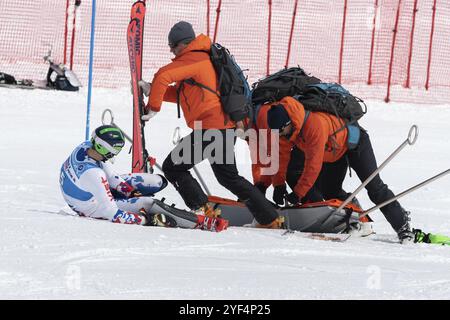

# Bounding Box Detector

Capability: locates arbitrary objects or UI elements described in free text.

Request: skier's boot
[396,210,414,244]
[196,214,229,232]
[193,202,222,218]
[256,216,285,229]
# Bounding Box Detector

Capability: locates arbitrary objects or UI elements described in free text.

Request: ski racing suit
[59,141,167,224]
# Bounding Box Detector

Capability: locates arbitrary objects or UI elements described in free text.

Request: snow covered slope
[0,87,449,299]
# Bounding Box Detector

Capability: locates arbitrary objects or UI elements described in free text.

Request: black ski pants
[162,129,279,225]
[286,147,350,202]
[306,128,409,232]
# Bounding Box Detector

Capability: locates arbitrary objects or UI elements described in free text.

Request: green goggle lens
[94,143,122,158]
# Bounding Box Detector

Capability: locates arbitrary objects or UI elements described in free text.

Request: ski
[0,80,51,90]
[127,0,150,173]
[236,226,351,242]
[282,230,351,242]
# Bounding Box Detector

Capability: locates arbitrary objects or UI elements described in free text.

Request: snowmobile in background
[0,47,81,91]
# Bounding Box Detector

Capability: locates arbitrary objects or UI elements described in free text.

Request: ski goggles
[92,137,124,160]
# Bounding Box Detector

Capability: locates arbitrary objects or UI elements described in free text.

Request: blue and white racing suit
[59,141,167,224]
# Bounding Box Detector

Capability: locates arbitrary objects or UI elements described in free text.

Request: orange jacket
[255,96,349,198]
[147,34,234,130]
[250,103,291,187]
[250,104,273,187]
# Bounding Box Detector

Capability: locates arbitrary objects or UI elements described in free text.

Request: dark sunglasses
[279,121,292,133]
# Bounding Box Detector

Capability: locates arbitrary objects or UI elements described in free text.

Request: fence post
[70,0,81,70]
[213,0,222,43]
[285,0,298,68]
[267,0,273,76]
[425,0,437,91]
[405,0,418,88]
[206,0,210,37]
[63,0,70,65]
[338,0,348,84]
[385,0,402,103]
[368,0,379,85]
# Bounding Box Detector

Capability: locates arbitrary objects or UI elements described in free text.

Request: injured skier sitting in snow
[59,125,169,226]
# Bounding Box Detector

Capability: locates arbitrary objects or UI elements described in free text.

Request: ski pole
[359,168,450,220]
[319,125,419,229]
[172,127,212,196]
[335,124,419,213]
[101,108,162,172]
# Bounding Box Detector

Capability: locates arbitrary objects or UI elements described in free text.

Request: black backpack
[295,83,366,124]
[295,83,367,150]
[251,67,321,105]
[177,43,252,123]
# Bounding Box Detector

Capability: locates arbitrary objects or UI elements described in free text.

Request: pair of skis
[128,0,151,173]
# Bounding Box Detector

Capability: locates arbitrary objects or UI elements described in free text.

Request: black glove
[302,186,324,203]
[254,182,268,196]
[286,192,300,205]
[130,190,143,198]
[273,184,288,205]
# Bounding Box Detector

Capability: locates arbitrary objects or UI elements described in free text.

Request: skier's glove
[254,182,268,196]
[286,192,300,206]
[141,110,158,121]
[138,80,151,96]
[273,184,288,206]
[130,190,143,198]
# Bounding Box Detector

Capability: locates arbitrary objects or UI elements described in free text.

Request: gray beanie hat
[168,21,195,47]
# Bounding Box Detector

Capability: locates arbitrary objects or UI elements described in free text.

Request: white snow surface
[0,86,449,300]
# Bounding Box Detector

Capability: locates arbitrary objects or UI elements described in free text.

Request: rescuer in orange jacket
[250,102,359,208]
[266,96,415,243]
[140,21,281,228]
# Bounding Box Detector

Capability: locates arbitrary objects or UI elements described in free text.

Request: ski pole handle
[172,126,181,145]
[335,125,419,213]
[101,108,163,171]
[407,124,419,145]
[101,108,115,125]
[101,108,133,143]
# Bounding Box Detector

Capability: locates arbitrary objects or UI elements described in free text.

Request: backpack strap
[299,110,310,138]
[176,78,220,119]
[185,78,219,97]
[251,104,262,128]
[176,81,185,119]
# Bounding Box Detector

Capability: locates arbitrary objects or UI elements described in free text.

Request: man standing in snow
[266,97,415,243]
[59,125,169,226]
[140,21,283,229]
